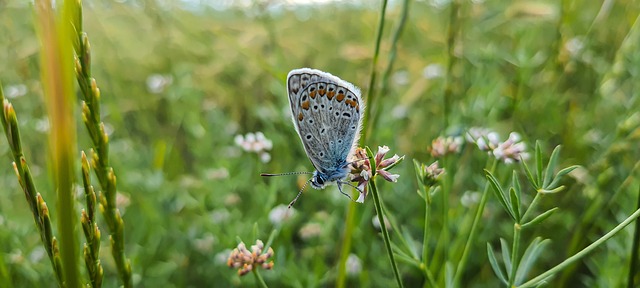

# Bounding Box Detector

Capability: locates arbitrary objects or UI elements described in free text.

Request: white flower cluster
[234,132,273,163]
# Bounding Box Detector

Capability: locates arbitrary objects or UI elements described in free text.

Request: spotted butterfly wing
[287,68,364,181]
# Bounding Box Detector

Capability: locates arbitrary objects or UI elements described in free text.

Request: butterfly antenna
[261,171,314,177]
[288,178,312,208]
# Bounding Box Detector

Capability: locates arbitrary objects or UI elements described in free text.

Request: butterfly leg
[336,181,354,201]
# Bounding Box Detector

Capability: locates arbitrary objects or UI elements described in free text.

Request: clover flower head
[466,127,500,151]
[349,146,403,203]
[493,132,530,164]
[227,240,274,276]
[234,132,273,163]
[429,136,463,158]
[422,161,445,186]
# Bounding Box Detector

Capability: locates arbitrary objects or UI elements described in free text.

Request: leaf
[413,159,424,186]
[485,170,515,221]
[522,207,559,229]
[548,165,580,189]
[487,242,508,285]
[445,261,454,288]
[535,141,543,187]
[500,238,512,276]
[515,238,550,285]
[510,187,521,223]
[365,146,376,176]
[521,155,539,190]
[543,145,562,188]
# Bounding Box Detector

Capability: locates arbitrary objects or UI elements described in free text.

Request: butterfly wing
[287,68,364,177]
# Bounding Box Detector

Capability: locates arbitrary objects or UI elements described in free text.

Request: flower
[234,132,273,163]
[422,161,445,186]
[227,240,274,276]
[146,74,173,94]
[299,222,322,240]
[268,204,295,226]
[429,136,463,158]
[346,254,362,277]
[493,132,530,164]
[349,146,403,203]
[465,127,500,151]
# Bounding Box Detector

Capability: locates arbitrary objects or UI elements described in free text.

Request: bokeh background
[0,0,639,287]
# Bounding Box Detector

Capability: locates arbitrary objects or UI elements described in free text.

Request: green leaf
[521,156,539,190]
[487,243,508,285]
[535,141,543,187]
[548,165,580,189]
[510,187,521,223]
[413,159,424,185]
[543,145,562,188]
[539,186,565,194]
[522,207,559,229]
[485,170,515,221]
[445,261,454,288]
[500,238,512,275]
[515,237,550,285]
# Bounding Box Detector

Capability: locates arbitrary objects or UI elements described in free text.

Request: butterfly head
[310,171,328,189]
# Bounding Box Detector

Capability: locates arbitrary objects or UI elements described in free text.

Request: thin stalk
[442,0,460,128]
[336,202,357,288]
[35,0,81,286]
[508,223,522,287]
[521,192,542,223]
[253,269,269,288]
[338,0,388,285]
[422,185,438,287]
[370,179,404,288]
[453,158,497,286]
[370,0,410,131]
[519,207,640,288]
[360,0,388,144]
[627,186,640,288]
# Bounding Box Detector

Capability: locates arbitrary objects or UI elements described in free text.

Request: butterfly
[262,68,365,207]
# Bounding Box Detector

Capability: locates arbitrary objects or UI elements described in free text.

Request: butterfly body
[286,68,364,198]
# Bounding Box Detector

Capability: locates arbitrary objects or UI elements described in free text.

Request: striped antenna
[288,178,313,208]
[260,171,313,177]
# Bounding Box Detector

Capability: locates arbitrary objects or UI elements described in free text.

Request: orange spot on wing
[349,100,357,108]
[298,112,304,121]
[310,91,317,99]
[327,91,335,100]
[318,89,326,96]
[336,93,346,102]
[301,101,310,110]
[356,105,360,112]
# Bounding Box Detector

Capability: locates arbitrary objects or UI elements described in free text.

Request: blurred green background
[1,0,639,287]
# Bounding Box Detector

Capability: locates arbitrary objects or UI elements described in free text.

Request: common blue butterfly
[262,68,365,207]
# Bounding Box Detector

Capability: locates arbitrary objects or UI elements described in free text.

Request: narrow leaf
[516,238,550,285]
[500,238,512,275]
[548,165,580,189]
[486,170,515,220]
[535,141,543,186]
[522,207,559,229]
[487,243,508,285]
[543,145,562,188]
[413,159,424,186]
[521,156,539,190]
[510,187,521,223]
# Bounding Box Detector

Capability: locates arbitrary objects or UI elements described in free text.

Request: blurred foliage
[0,0,639,287]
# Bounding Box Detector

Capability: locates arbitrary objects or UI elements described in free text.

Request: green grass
[0,0,639,287]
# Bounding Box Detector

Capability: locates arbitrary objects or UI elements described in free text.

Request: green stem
[338,0,388,285]
[253,269,269,288]
[442,0,460,128]
[360,0,388,144]
[336,201,357,288]
[518,207,640,288]
[370,179,404,288]
[453,158,497,286]
[508,223,522,287]
[421,186,438,287]
[627,186,640,288]
[521,192,542,223]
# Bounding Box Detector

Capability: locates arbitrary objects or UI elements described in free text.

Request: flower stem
[253,269,269,288]
[453,158,497,286]
[521,192,542,223]
[421,185,438,287]
[508,223,522,287]
[370,178,404,288]
[336,201,357,288]
[627,185,640,288]
[518,207,640,288]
